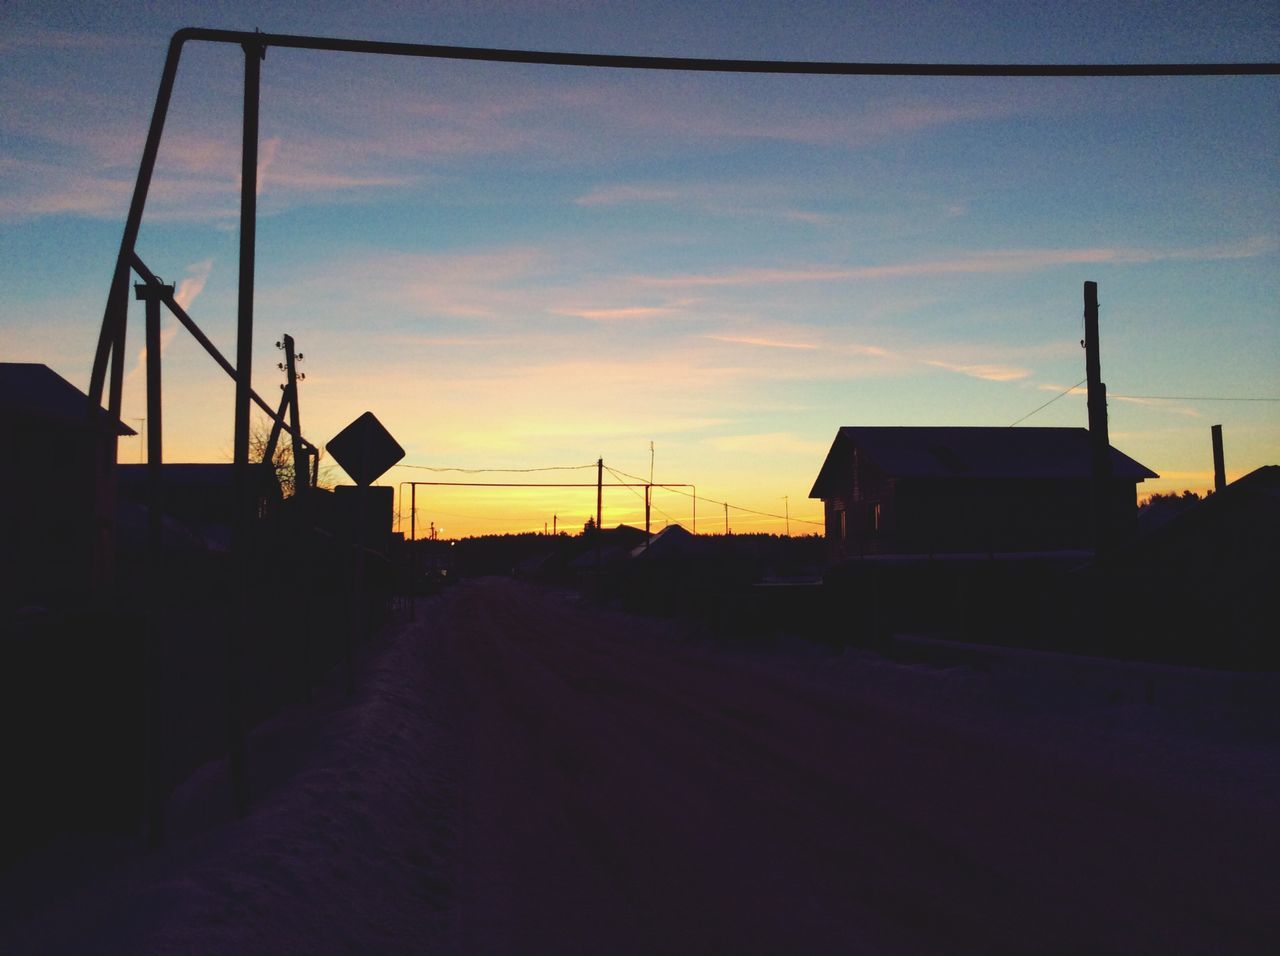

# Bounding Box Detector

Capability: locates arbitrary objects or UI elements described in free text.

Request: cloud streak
[923,359,1032,382]
[634,239,1276,287]
[704,334,819,351]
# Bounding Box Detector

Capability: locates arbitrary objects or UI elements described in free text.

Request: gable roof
[0,362,135,435]
[810,426,1157,498]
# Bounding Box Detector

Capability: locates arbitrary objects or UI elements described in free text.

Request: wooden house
[0,363,135,609]
[809,426,1157,558]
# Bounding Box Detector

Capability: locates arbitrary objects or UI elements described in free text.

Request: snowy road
[439,578,1277,954]
[4,577,1276,954]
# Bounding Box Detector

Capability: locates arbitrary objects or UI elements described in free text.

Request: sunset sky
[2,1,1277,536]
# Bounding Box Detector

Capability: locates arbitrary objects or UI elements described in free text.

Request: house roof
[0,362,135,435]
[810,426,1157,498]
[629,523,699,559]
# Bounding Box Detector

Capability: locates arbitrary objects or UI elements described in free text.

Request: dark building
[0,363,134,609]
[1104,465,1278,667]
[809,426,1157,558]
[116,462,282,552]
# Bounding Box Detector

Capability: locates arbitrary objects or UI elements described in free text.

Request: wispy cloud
[575,184,687,206]
[574,179,836,226]
[1111,395,1204,418]
[174,259,214,311]
[705,334,819,351]
[923,359,1032,382]
[635,239,1276,288]
[127,258,214,378]
[550,306,677,322]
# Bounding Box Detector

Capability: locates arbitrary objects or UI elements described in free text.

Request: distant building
[0,363,134,609]
[809,426,1157,558]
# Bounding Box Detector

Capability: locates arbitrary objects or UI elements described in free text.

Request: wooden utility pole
[282,334,306,495]
[1084,281,1113,557]
[724,502,730,535]
[1211,424,1226,493]
[410,484,417,621]
[645,484,651,550]
[596,458,603,531]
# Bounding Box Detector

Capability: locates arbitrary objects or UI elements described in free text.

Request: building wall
[823,474,1140,557]
[2,421,116,610]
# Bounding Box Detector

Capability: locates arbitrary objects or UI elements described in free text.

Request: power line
[604,466,678,525]
[1009,383,1280,427]
[395,462,596,473]
[1010,379,1086,426]
[607,465,824,527]
[1111,394,1280,402]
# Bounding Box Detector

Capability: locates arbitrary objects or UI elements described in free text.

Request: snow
[2,606,457,955]
[4,579,1278,952]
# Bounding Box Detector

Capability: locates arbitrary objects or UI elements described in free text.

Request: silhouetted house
[568,524,648,569]
[1127,465,1278,571]
[116,463,281,552]
[1115,465,1278,666]
[1,363,134,609]
[629,523,701,559]
[809,426,1157,558]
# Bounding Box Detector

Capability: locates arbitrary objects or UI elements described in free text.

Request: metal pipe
[130,254,311,446]
[167,27,1278,76]
[90,31,190,408]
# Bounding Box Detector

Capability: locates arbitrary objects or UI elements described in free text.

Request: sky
[2,1,1277,536]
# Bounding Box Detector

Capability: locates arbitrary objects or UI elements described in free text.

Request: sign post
[326,412,404,695]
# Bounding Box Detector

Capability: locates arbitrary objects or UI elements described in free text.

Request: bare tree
[249,420,334,497]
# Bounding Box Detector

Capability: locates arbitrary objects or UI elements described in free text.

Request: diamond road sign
[326,411,404,487]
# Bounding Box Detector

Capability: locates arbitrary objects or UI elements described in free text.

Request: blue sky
[2,2,1277,534]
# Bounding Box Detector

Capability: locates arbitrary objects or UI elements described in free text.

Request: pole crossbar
[130,252,317,454]
[399,481,693,488]
[169,28,1280,76]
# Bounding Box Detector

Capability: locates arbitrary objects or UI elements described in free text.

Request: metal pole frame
[89,28,1278,411]
[134,277,172,848]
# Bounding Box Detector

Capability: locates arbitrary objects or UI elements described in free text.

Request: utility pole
[410,484,417,621]
[645,484,651,551]
[282,334,306,496]
[1083,281,1113,558]
[724,502,730,535]
[596,458,603,532]
[553,514,558,535]
[1211,424,1226,493]
[783,495,790,536]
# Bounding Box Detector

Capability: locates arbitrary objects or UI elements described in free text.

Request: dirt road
[435,578,1276,954]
